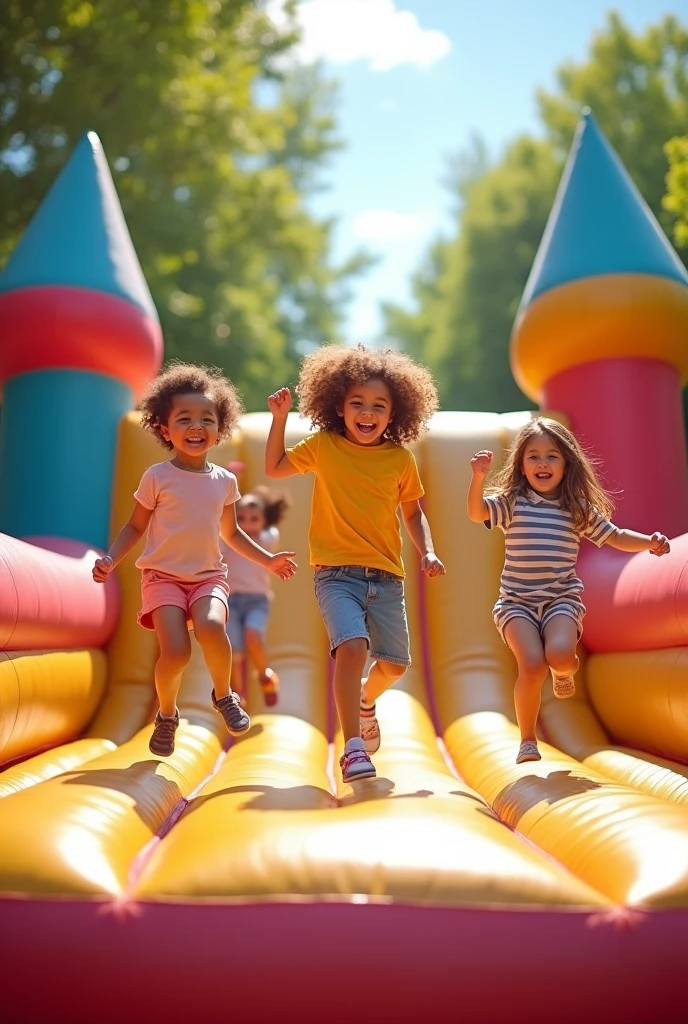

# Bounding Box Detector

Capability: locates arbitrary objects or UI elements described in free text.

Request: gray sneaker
[212,689,251,735]
[149,709,179,757]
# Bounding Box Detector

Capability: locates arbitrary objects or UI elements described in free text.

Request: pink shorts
[138,570,230,631]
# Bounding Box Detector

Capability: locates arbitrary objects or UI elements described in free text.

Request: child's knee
[195,618,229,649]
[546,641,579,674]
[517,654,548,684]
[245,627,264,647]
[335,637,368,663]
[378,659,406,681]
[158,641,191,674]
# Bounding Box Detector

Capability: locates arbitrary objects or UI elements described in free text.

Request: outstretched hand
[269,551,298,580]
[649,532,670,556]
[92,555,114,583]
[268,388,292,418]
[421,553,445,578]
[470,450,493,479]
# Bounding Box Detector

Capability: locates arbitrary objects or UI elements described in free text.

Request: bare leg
[543,616,579,678]
[361,659,406,705]
[245,627,269,677]
[151,606,192,717]
[333,638,369,743]
[190,596,232,700]
[230,652,246,703]
[503,618,549,742]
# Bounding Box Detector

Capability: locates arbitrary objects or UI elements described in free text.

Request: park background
[2,0,686,415]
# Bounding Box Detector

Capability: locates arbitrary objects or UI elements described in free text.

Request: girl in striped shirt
[467,418,670,765]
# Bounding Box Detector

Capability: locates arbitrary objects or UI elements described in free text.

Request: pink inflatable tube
[579,536,688,654]
[0,534,119,651]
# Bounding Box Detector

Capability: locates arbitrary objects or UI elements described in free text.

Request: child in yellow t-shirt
[266,344,445,783]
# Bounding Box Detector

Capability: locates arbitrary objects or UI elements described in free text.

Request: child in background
[266,344,445,783]
[92,363,297,757]
[467,417,670,764]
[222,486,290,707]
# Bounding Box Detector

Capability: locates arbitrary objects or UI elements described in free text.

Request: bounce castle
[1,112,688,1023]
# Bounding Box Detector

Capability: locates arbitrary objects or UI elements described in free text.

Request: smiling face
[521,430,566,497]
[237,499,265,539]
[160,392,220,467]
[337,377,393,446]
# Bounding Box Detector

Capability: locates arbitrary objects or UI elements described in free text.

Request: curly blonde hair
[488,417,615,531]
[139,362,243,450]
[296,344,438,445]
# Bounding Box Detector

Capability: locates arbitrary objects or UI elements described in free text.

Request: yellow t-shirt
[286,431,424,577]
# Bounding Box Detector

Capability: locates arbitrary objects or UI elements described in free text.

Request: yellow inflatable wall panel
[0,650,106,766]
[445,711,688,907]
[0,737,116,797]
[587,648,688,763]
[137,693,607,907]
[0,720,222,896]
[539,660,688,806]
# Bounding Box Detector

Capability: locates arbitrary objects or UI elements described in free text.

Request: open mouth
[356,422,376,435]
[185,437,206,448]
[535,472,552,480]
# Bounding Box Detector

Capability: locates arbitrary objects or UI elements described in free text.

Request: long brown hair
[488,417,615,530]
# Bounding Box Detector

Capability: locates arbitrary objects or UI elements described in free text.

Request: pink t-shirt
[134,461,240,581]
[222,527,279,598]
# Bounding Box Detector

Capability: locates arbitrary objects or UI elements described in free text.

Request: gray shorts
[493,594,585,644]
[314,565,411,667]
[226,592,270,653]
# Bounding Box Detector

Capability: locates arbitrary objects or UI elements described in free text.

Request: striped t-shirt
[484,488,617,602]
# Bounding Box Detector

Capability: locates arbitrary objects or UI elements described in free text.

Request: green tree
[384,13,688,413]
[664,136,688,248]
[0,0,369,408]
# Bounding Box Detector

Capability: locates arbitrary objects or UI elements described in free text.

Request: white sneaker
[360,702,381,753]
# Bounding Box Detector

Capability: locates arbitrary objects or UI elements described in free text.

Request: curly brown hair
[488,417,615,530]
[139,362,243,451]
[296,344,438,445]
[238,486,291,528]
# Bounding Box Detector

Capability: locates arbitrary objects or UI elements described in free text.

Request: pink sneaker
[340,747,376,783]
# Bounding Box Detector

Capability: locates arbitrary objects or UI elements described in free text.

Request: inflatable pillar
[0,133,162,548]
[510,109,688,539]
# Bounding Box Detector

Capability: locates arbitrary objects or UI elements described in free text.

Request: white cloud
[266,0,451,72]
[352,208,431,243]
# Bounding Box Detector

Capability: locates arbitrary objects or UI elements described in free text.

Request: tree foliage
[664,136,688,248]
[0,0,369,408]
[384,13,688,413]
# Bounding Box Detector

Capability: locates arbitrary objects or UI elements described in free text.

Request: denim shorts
[226,592,270,652]
[314,565,410,667]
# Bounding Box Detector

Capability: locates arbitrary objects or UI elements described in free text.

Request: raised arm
[220,503,297,580]
[606,528,670,556]
[400,499,445,577]
[92,501,152,582]
[467,450,493,523]
[265,387,299,479]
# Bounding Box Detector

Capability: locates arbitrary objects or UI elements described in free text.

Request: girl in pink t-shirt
[221,486,290,708]
[93,364,297,757]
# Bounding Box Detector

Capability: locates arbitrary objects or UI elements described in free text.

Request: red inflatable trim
[580,536,688,653]
[0,286,162,399]
[0,534,119,651]
[1,898,686,1023]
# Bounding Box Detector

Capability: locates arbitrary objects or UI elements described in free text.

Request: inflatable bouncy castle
[1,112,688,1023]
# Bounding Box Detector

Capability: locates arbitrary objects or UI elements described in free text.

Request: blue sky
[268,0,674,343]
